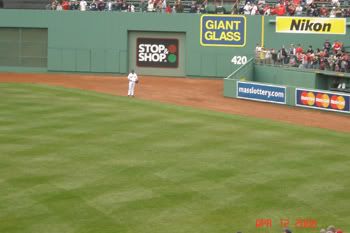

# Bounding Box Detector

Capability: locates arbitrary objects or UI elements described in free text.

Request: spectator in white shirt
[306,0,313,5]
[106,0,113,10]
[332,0,340,7]
[147,0,154,11]
[243,2,252,14]
[295,4,302,15]
[80,0,87,11]
[251,3,258,15]
[329,7,336,17]
[56,3,63,10]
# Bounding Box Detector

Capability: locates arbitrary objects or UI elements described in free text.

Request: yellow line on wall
[261,16,265,48]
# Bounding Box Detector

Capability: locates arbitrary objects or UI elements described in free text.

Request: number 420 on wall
[231,56,247,65]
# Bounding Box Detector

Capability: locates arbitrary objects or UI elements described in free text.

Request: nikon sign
[276,17,346,35]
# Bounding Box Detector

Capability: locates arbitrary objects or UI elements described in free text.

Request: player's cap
[284,229,292,233]
[336,229,342,233]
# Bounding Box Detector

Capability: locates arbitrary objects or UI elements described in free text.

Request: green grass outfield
[0,83,349,233]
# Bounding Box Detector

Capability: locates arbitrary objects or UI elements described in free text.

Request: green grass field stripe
[0,83,349,233]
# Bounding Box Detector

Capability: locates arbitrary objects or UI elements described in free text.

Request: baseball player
[127,69,138,97]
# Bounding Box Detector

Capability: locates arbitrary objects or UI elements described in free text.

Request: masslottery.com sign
[296,88,350,113]
[237,81,286,104]
[136,38,179,68]
[200,15,246,47]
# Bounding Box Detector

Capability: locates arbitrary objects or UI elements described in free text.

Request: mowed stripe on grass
[0,83,349,233]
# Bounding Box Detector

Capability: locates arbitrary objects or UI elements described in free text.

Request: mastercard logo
[300,91,315,106]
[330,95,346,110]
[315,93,330,108]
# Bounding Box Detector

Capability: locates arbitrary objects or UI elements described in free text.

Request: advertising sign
[296,88,350,113]
[276,17,346,35]
[200,15,246,47]
[136,38,179,68]
[237,81,286,104]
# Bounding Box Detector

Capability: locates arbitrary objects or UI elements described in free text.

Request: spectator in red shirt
[263,4,271,15]
[165,4,172,13]
[295,44,303,55]
[293,0,300,5]
[62,0,70,10]
[275,3,286,15]
[319,4,328,17]
[333,40,342,54]
[306,52,313,68]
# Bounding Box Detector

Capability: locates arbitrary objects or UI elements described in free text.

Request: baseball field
[0,73,349,233]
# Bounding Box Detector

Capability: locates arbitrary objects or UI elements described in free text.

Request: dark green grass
[0,83,349,233]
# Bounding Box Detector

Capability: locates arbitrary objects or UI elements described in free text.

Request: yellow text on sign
[276,17,346,35]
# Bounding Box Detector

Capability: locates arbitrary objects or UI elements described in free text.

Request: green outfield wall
[0,11,349,78]
[0,10,261,77]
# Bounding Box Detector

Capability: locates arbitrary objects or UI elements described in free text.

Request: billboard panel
[296,88,350,113]
[136,38,179,68]
[276,17,346,35]
[237,81,286,104]
[200,15,246,47]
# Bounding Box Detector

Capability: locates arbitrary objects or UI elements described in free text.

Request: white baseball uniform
[127,72,138,96]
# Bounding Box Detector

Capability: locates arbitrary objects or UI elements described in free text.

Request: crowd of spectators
[320,225,344,233]
[47,0,205,13]
[49,0,134,11]
[255,40,349,72]
[46,0,350,15]
[255,40,349,88]
[235,0,350,17]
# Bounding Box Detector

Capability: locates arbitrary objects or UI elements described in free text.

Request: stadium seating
[2,0,48,9]
[2,0,349,15]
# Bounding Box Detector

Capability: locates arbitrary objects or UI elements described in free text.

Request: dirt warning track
[0,72,349,133]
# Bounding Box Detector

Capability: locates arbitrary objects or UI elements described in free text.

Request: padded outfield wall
[0,10,349,78]
[0,10,261,77]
